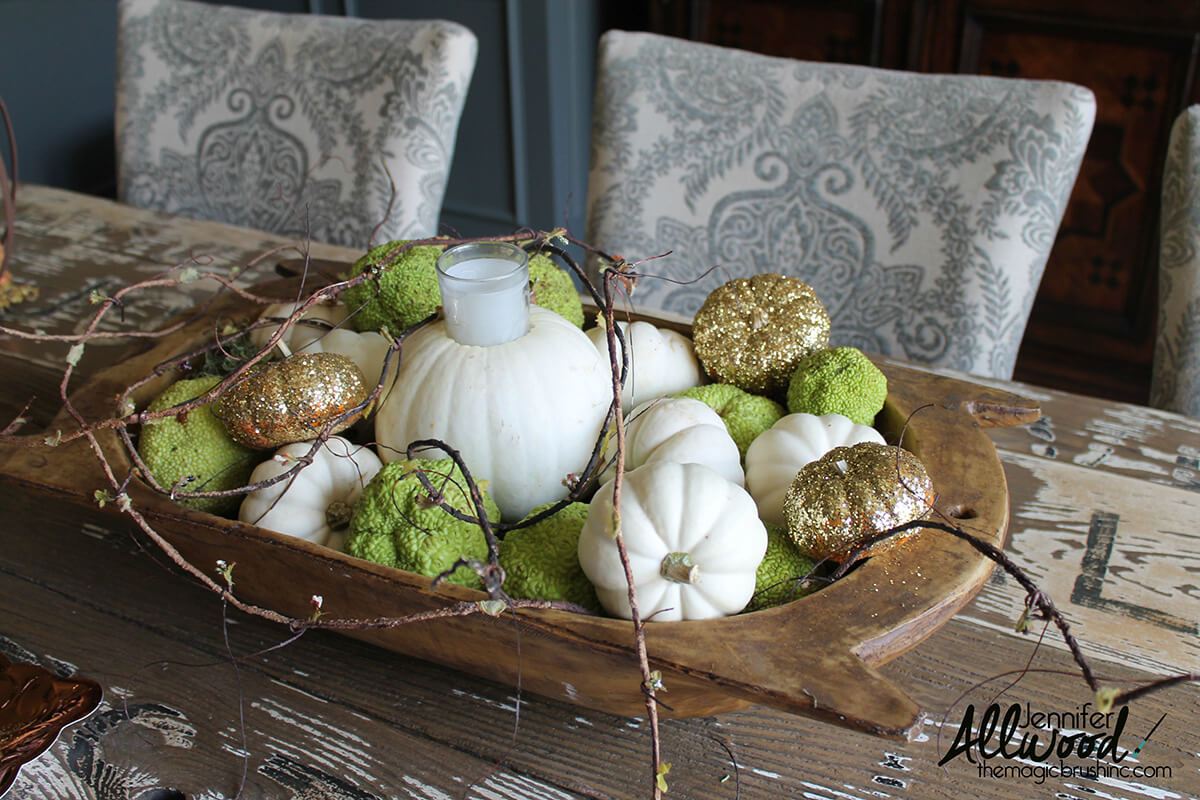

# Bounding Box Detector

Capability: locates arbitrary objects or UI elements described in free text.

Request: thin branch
[832,518,1099,690]
[600,265,663,799]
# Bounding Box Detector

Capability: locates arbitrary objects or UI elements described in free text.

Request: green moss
[746,524,820,612]
[137,375,256,516]
[786,346,887,426]
[528,253,584,327]
[675,383,784,458]
[341,240,446,334]
[345,458,500,589]
[498,502,600,611]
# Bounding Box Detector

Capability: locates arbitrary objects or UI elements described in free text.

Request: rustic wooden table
[0,186,1196,799]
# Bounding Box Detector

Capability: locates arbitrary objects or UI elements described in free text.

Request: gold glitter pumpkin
[214,353,369,449]
[691,273,830,397]
[782,441,934,561]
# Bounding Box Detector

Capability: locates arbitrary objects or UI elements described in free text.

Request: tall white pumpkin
[374,306,612,520]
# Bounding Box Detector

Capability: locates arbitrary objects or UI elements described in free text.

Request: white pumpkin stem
[660,552,699,584]
[325,500,353,531]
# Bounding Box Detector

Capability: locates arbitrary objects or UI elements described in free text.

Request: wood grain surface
[0,186,1196,799]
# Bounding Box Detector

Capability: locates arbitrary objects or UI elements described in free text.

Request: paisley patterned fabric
[585,31,1096,379]
[115,0,477,248]
[1151,106,1200,417]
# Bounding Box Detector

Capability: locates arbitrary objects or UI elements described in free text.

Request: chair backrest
[115,0,477,249]
[585,31,1096,380]
[1151,105,1200,417]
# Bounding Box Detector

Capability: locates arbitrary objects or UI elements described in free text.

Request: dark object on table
[0,653,102,794]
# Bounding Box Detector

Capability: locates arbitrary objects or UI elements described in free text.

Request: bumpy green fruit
[498,502,600,611]
[745,524,820,612]
[341,240,446,334]
[675,383,784,458]
[342,242,584,334]
[529,253,584,328]
[786,346,887,426]
[138,375,255,516]
[345,458,500,589]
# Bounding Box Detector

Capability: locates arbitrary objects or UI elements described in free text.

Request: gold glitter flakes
[691,273,830,397]
[782,442,934,562]
[214,353,369,449]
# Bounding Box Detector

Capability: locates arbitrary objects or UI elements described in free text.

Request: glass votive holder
[435,242,531,346]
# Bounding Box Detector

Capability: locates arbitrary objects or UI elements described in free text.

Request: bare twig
[831,518,1100,691]
[600,264,663,799]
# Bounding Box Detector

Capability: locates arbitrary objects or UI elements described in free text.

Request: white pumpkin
[252,301,349,351]
[252,302,394,394]
[238,436,383,549]
[374,305,611,521]
[603,396,744,487]
[309,328,395,399]
[587,319,704,408]
[745,412,885,526]
[578,461,767,621]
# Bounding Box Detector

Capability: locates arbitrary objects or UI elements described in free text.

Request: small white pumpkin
[374,305,611,521]
[252,302,394,394]
[587,319,704,408]
[252,301,349,352]
[238,436,383,549]
[578,461,767,621]
[604,396,744,487]
[744,412,885,526]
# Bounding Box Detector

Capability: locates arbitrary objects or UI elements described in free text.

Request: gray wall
[0,0,601,239]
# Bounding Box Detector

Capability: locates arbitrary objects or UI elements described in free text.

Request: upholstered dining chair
[585,31,1096,380]
[115,0,477,248]
[1151,105,1200,417]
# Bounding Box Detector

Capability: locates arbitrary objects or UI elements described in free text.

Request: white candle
[436,243,531,346]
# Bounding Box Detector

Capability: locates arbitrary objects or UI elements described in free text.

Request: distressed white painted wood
[974,451,1200,675]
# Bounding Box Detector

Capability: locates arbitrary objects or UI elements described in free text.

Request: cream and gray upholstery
[116,0,477,248]
[585,31,1096,379]
[1151,105,1200,417]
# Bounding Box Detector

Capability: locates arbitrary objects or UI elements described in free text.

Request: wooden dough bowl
[0,285,1038,741]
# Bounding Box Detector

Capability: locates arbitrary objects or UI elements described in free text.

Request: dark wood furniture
[642,1,1200,404]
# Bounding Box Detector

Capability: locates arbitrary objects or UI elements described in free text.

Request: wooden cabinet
[641,1,1200,402]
